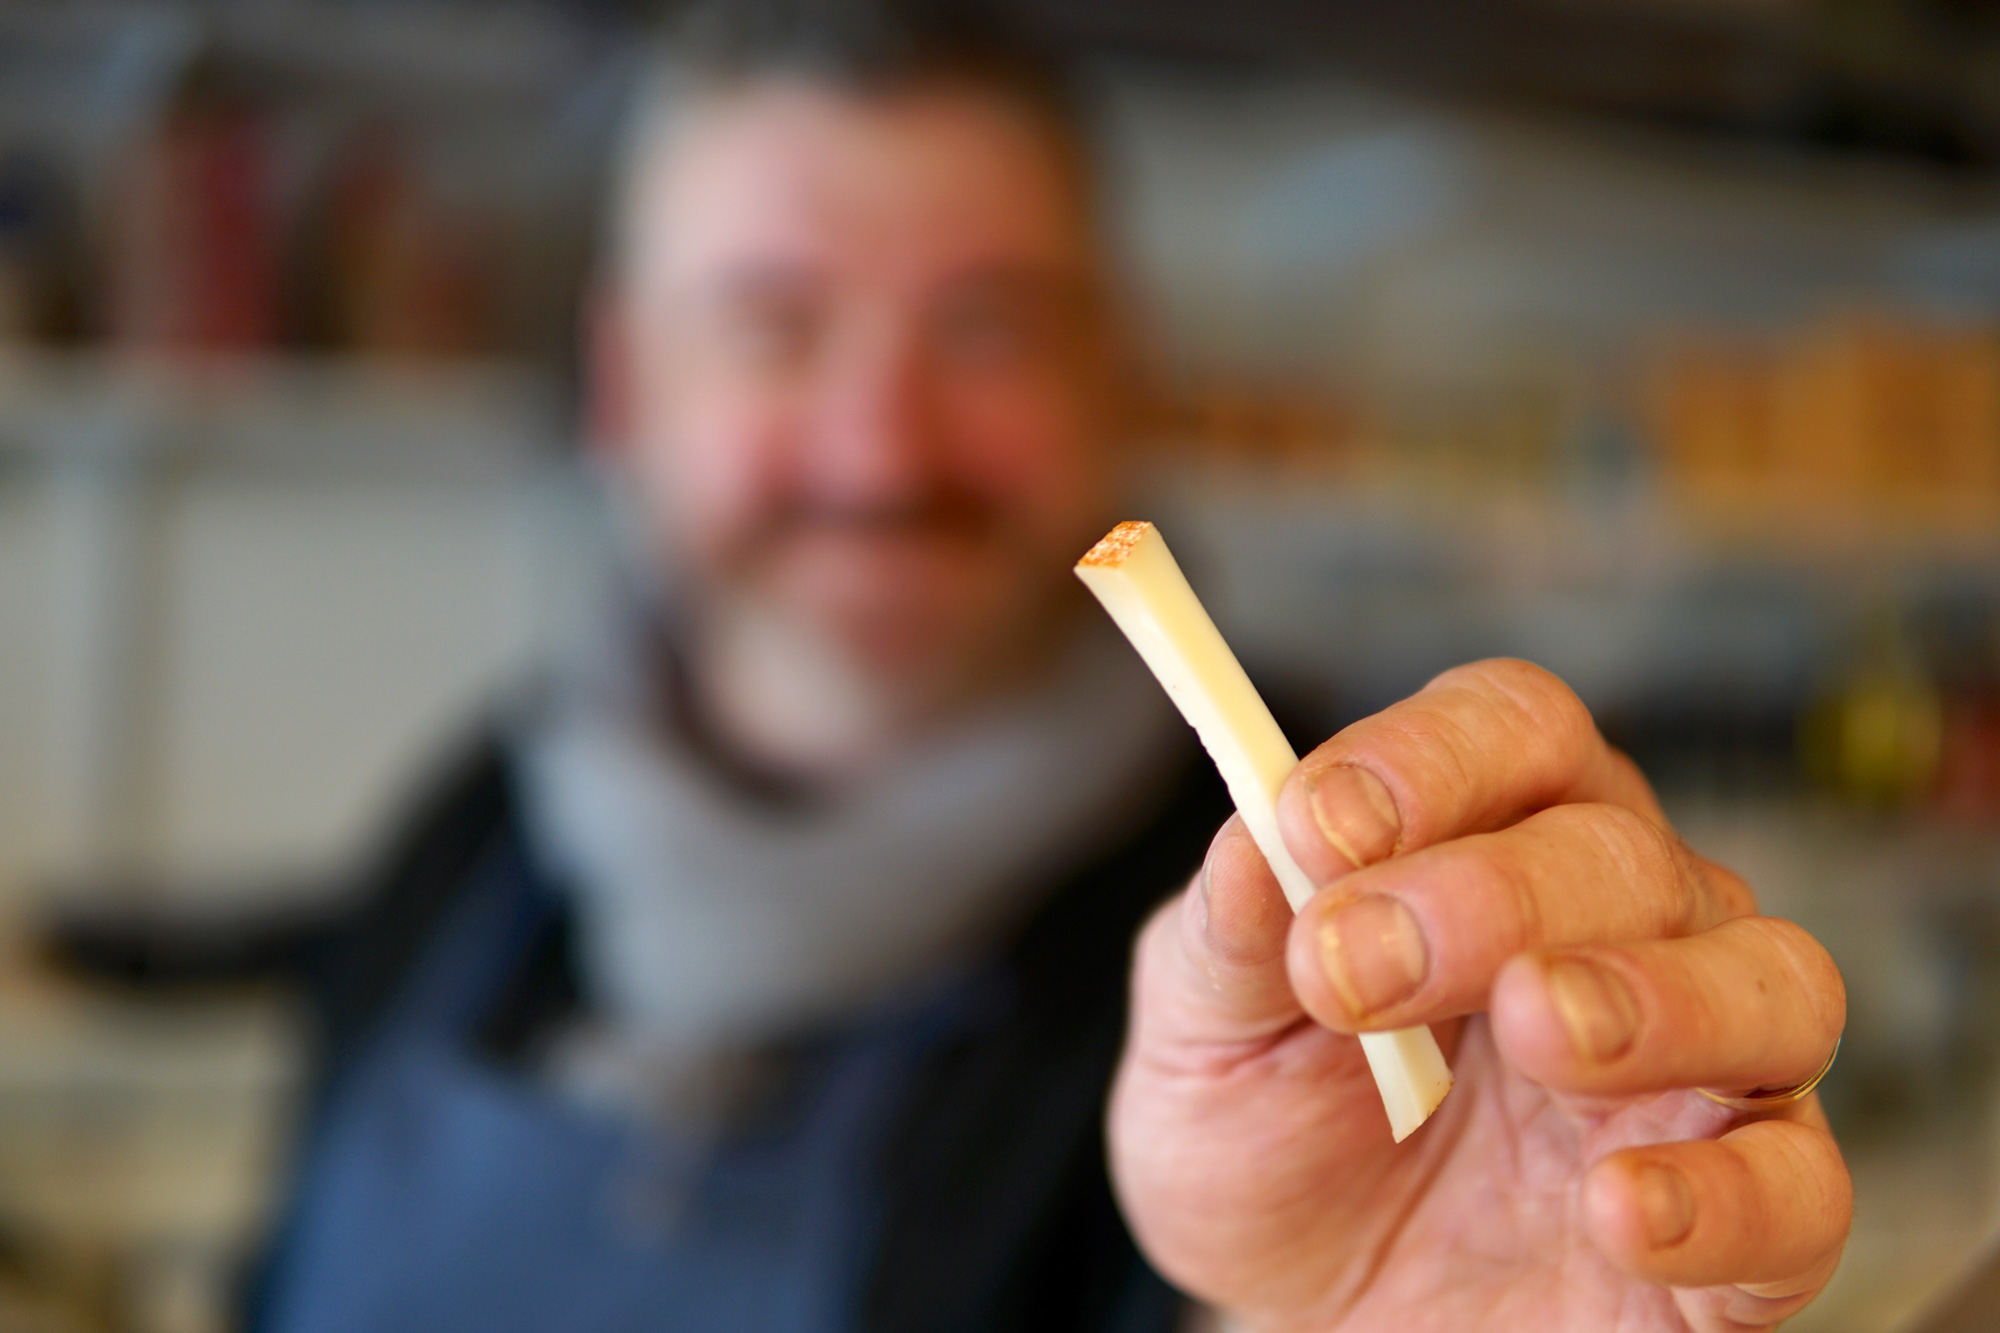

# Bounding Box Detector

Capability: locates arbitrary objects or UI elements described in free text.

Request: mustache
[743,496,999,546]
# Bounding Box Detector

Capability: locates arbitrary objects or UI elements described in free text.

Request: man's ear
[583,281,635,462]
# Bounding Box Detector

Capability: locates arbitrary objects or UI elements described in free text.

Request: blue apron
[256,840,960,1333]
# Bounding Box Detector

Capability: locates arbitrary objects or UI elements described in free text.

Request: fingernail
[1194,851,1215,935]
[1303,766,1401,875]
[1318,895,1429,1018]
[1545,957,1640,1063]
[1636,1162,1695,1248]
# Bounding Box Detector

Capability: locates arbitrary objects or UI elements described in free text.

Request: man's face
[607,80,1115,707]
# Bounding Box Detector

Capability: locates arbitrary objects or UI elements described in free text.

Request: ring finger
[1488,915,1846,1100]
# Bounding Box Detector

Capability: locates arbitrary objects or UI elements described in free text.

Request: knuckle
[1698,857,1760,919]
[1447,657,1601,782]
[1472,657,1593,731]
[1574,803,1698,934]
[1599,745,1670,823]
[1385,705,1482,793]
[1326,702,1483,821]
[1394,660,1593,810]
[1467,835,1544,954]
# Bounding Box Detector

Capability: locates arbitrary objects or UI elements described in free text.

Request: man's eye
[719,304,821,372]
[932,301,1046,369]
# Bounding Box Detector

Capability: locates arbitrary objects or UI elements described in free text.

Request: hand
[1109,660,1849,1332]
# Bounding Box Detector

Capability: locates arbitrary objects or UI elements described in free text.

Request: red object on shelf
[1932,693,2000,824]
[324,123,499,356]
[107,104,282,350]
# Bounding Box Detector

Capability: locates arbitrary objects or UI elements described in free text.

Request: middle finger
[1284,801,1756,1032]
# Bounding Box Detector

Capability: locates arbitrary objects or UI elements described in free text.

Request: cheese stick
[1076,520,1452,1142]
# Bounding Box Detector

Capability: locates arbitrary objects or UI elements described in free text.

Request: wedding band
[1696,1036,1840,1111]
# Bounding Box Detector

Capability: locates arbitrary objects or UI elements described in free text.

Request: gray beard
[509,594,1185,1128]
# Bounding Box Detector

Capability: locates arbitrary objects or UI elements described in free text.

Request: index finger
[1276,658,1662,885]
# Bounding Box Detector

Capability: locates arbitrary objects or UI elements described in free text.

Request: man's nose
[807,320,940,506]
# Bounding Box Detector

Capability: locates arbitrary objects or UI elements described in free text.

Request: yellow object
[1801,602,1944,809]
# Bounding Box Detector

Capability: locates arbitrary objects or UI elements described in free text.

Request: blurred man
[250,2,1851,1331]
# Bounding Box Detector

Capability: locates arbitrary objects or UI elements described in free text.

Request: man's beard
[684,495,1072,777]
[711,494,1028,682]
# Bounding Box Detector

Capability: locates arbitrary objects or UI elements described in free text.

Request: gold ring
[1696,1036,1840,1112]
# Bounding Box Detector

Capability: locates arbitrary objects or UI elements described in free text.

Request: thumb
[1131,816,1303,1051]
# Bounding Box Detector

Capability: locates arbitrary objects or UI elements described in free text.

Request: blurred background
[2,0,1999,1329]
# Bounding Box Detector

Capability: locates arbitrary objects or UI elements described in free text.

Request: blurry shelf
[0,976,299,1248]
[1146,456,2000,574]
[0,347,569,483]
[1664,492,2000,565]
[1138,458,2000,722]
[204,2,601,104]
[0,1,612,134]
[0,346,579,892]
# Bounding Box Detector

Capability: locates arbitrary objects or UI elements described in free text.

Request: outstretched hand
[1109,659,1849,1333]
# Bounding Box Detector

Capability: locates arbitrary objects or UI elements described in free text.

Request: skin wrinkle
[1458,681,1558,779]
[1345,1039,1677,1333]
[1189,864,1230,998]
[1179,852,1298,1032]
[1666,947,1729,1064]
[1764,921,1847,1052]
[1125,1031,1409,1324]
[1596,805,1705,937]
[1647,817,1706,937]
[1707,859,1759,920]
[1439,686,1566,808]
[1469,1066,1548,1237]
[1461,665,1656,829]
[1735,1144,1776,1262]
[1490,1029,1536,1215]
[1486,832,1546,961]
[1683,855,1734,932]
[1591,745,1669,824]
[1530,804,1711,943]
[1734,1237,1842,1302]
[1314,1071,1474,1333]
[1712,1275,1830,1326]
[1462,661,1598,769]
[1765,1126,1846,1259]
[1138,901,1310,1077]
[1504,1064,1584,1226]
[1198,870,1289,973]
[1673,841,1744,936]
[1398,702,1492,831]
[1139,1014,1319,1084]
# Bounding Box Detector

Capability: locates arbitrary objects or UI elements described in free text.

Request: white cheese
[1077,520,1452,1142]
